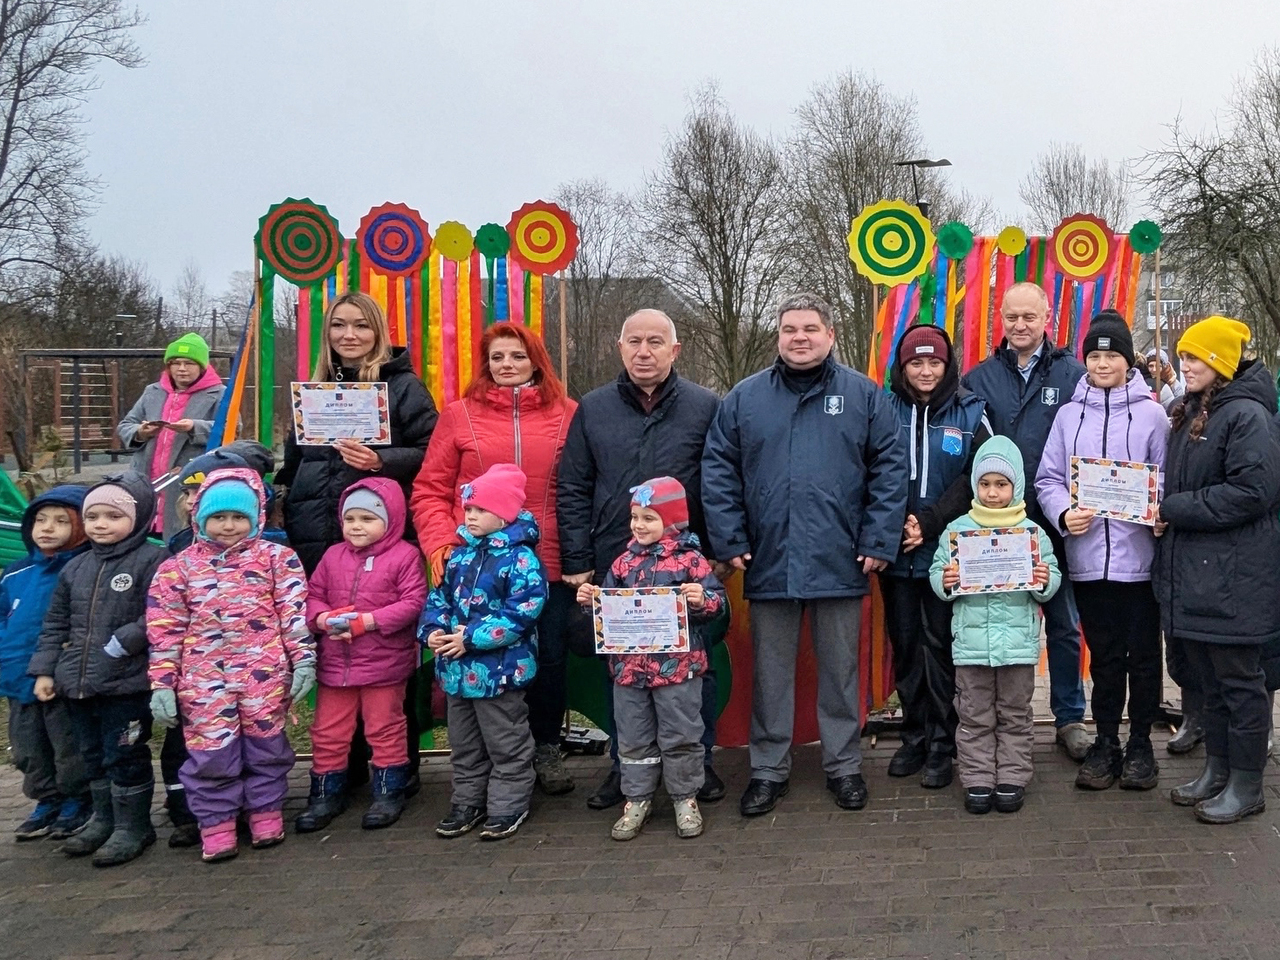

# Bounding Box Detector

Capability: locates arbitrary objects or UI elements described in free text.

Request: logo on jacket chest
[1040,387,1059,406]
[110,574,133,593]
[823,395,844,416]
[941,427,964,456]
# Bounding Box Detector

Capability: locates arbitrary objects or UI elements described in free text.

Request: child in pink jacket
[297,477,429,833]
[147,468,314,863]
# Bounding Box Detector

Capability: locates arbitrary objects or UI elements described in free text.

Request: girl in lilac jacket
[1035,312,1169,793]
[297,477,429,834]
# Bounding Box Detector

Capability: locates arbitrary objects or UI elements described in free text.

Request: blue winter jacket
[418,511,547,699]
[702,354,909,600]
[0,486,89,702]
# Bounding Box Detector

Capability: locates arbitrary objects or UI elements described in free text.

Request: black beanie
[1082,310,1135,367]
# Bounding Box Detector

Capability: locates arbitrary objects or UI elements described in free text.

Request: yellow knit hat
[1177,315,1252,380]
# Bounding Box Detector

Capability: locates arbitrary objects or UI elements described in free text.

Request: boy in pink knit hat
[419,463,547,840]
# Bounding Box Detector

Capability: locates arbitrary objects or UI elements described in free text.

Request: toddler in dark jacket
[28,472,169,867]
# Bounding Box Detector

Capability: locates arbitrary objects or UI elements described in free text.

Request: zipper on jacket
[343,558,370,686]
[919,406,931,498]
[1102,389,1111,581]
[78,564,107,698]
[512,388,523,467]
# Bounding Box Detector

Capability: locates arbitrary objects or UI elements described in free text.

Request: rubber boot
[61,779,113,857]
[93,781,157,867]
[361,764,409,830]
[1170,755,1229,807]
[1195,768,1266,824]
[295,771,348,833]
[166,787,200,849]
[1167,690,1205,755]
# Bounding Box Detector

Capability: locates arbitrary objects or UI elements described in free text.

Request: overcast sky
[83,0,1280,297]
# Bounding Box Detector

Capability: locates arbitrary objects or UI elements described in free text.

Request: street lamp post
[894,158,952,219]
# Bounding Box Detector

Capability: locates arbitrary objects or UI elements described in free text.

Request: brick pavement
[4,725,1280,960]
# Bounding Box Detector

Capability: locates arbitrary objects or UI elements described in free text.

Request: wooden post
[558,271,568,385]
[252,257,262,442]
[1151,247,1162,360]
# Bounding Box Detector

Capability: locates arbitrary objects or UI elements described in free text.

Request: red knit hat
[461,463,527,523]
[630,476,689,536]
[897,325,950,366]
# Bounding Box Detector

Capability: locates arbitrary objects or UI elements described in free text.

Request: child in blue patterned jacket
[419,463,547,841]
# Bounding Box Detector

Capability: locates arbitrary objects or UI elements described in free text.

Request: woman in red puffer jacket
[411,322,579,796]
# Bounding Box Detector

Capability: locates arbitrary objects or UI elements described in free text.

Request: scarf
[967,500,1027,527]
[149,364,223,530]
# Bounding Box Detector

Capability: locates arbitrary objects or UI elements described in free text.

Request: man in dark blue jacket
[961,281,1091,760]
[703,292,908,816]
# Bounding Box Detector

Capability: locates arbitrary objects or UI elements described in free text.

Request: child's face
[977,473,1014,509]
[1086,350,1128,389]
[174,487,194,525]
[31,506,73,553]
[464,505,506,537]
[83,505,132,545]
[630,506,665,545]
[204,511,252,547]
[343,508,387,548]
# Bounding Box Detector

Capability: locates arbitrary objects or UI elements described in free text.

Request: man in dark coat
[557,309,723,810]
[961,281,1091,761]
[702,292,908,816]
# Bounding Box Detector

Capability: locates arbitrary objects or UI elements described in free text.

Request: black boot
[1119,737,1159,790]
[166,787,200,848]
[586,770,624,811]
[296,771,349,833]
[1195,768,1266,824]
[93,781,157,867]
[1075,736,1124,790]
[61,780,113,857]
[1170,755,1229,807]
[887,742,927,778]
[1167,702,1204,755]
[362,765,409,830]
[920,754,953,789]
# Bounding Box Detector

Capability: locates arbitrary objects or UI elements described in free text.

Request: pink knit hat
[82,483,137,525]
[631,476,689,536]
[461,463,527,523]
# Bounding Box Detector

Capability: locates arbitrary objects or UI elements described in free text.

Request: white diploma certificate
[949,527,1040,595]
[1070,456,1160,526]
[593,587,691,655]
[291,382,392,446]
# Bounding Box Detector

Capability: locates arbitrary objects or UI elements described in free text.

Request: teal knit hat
[195,478,259,538]
[165,332,210,370]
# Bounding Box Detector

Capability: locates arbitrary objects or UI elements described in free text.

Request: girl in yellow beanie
[1155,316,1280,824]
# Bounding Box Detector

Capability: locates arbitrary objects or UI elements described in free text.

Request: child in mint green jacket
[930,436,1060,817]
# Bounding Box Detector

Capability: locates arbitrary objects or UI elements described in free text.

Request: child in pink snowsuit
[146,467,314,863]
[298,478,428,832]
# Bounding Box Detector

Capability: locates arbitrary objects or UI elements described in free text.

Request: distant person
[1146,349,1186,411]
[117,333,225,539]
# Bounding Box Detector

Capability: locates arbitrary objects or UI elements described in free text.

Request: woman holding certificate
[410,321,579,797]
[1153,316,1280,825]
[1035,312,1169,793]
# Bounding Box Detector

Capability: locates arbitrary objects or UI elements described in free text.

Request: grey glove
[150,689,178,728]
[288,663,316,702]
[103,635,128,659]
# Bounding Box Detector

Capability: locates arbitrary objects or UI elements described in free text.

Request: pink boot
[200,821,238,863]
[248,811,285,849]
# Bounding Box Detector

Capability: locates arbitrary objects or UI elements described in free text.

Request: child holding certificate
[931,437,1059,816]
[420,463,547,841]
[575,477,726,841]
[1035,312,1169,793]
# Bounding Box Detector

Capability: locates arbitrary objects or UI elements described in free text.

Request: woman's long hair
[463,321,566,404]
[1170,374,1227,441]
[311,292,393,382]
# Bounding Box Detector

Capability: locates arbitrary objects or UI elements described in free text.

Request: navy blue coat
[0,486,89,702]
[702,355,908,601]
[962,340,1085,533]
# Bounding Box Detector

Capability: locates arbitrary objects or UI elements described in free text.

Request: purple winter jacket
[1035,370,1169,582]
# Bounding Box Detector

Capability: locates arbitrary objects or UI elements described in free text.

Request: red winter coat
[306,477,429,688]
[411,386,577,581]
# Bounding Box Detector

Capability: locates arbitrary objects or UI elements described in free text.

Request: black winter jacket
[1155,360,1280,647]
[556,370,720,579]
[28,472,169,699]
[277,347,438,573]
[702,355,908,601]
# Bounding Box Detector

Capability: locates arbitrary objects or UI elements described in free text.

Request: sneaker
[964,787,994,815]
[48,795,92,839]
[994,784,1025,813]
[435,805,486,838]
[1119,737,1160,790]
[533,743,575,796]
[248,811,286,849]
[1056,722,1092,762]
[697,766,726,803]
[478,810,528,841]
[1075,736,1124,790]
[15,798,61,840]
[674,798,703,838]
[611,800,652,841]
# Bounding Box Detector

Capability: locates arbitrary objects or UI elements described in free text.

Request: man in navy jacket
[961,281,1091,760]
[703,292,908,815]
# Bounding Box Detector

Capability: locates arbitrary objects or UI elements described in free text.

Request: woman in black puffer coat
[1155,316,1280,825]
[275,292,438,794]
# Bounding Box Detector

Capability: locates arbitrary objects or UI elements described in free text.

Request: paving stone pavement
[3,727,1280,960]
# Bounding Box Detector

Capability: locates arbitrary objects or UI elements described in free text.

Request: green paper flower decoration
[936,221,974,259]
[1129,220,1163,255]
[475,222,510,259]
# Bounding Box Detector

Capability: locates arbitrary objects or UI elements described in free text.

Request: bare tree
[170,260,210,335]
[636,83,789,390]
[0,1,144,293]
[784,70,993,370]
[1019,142,1131,233]
[1142,47,1280,345]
